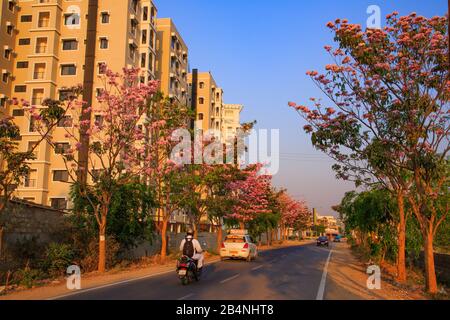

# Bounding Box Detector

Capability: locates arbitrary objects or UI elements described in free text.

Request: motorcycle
[176,255,201,285]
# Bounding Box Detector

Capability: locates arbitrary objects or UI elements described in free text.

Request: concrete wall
[1,200,68,247]
[122,232,226,260]
[413,252,450,286]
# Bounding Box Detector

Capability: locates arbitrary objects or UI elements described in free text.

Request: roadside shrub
[79,236,121,272]
[9,236,45,269]
[41,243,75,277]
[12,267,46,288]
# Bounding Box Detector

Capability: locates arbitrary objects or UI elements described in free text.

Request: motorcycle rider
[180,229,204,272]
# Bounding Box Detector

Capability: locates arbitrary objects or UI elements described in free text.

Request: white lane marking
[316,248,333,300]
[220,274,240,284]
[178,293,194,300]
[48,259,223,300]
[252,265,264,271]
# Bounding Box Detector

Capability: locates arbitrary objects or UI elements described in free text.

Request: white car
[220,233,258,262]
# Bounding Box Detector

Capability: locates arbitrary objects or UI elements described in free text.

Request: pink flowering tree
[278,192,310,241]
[30,68,158,272]
[144,93,192,261]
[288,13,449,293]
[226,164,272,229]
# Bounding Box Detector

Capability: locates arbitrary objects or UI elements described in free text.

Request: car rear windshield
[319,237,328,240]
[225,236,245,243]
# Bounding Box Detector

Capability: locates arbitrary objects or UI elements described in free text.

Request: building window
[8,1,15,12]
[55,142,70,154]
[35,37,47,53]
[101,12,110,24]
[131,0,138,13]
[53,170,69,182]
[199,97,204,104]
[51,198,67,210]
[94,115,104,126]
[141,53,146,68]
[143,6,148,21]
[16,61,28,69]
[199,82,205,89]
[31,88,44,106]
[24,170,37,188]
[129,44,136,60]
[28,141,39,158]
[99,37,108,49]
[141,29,147,44]
[149,53,154,72]
[2,72,9,83]
[64,13,80,26]
[61,64,76,76]
[33,63,46,80]
[198,113,204,120]
[12,109,24,116]
[18,38,30,45]
[38,12,50,28]
[57,115,73,127]
[21,15,32,23]
[130,19,138,37]
[6,25,14,35]
[14,85,26,93]
[1,97,8,108]
[62,39,78,50]
[59,89,73,101]
[4,48,12,60]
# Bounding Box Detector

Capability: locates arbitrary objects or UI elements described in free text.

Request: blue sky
[157,0,448,216]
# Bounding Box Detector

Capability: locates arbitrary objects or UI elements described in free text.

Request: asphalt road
[58,243,333,300]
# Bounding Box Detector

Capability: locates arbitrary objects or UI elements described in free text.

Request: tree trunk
[267,228,271,246]
[239,222,245,229]
[160,219,168,261]
[0,226,4,259]
[396,192,407,283]
[193,222,198,239]
[423,227,438,294]
[216,224,223,254]
[98,214,107,273]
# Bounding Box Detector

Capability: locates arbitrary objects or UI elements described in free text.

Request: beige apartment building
[188,70,223,133]
[0,0,158,210]
[0,0,17,112]
[221,104,243,142]
[155,17,188,105]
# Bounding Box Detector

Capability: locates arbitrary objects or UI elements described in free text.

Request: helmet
[186,228,194,236]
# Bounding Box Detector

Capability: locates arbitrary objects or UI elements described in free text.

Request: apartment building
[155,17,188,105]
[1,0,158,210]
[221,104,243,142]
[188,70,221,133]
[0,0,17,112]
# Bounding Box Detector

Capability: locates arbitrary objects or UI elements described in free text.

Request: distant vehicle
[317,236,329,247]
[220,230,258,262]
[333,235,342,242]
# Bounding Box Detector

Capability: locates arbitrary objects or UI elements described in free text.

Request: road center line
[316,248,333,300]
[251,265,264,271]
[220,274,240,284]
[178,293,194,300]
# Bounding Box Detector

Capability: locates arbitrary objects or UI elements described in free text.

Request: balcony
[35,45,47,54]
[31,97,43,105]
[23,179,36,188]
[33,72,45,80]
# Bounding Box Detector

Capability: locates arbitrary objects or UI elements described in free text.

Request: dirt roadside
[325,242,428,300]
